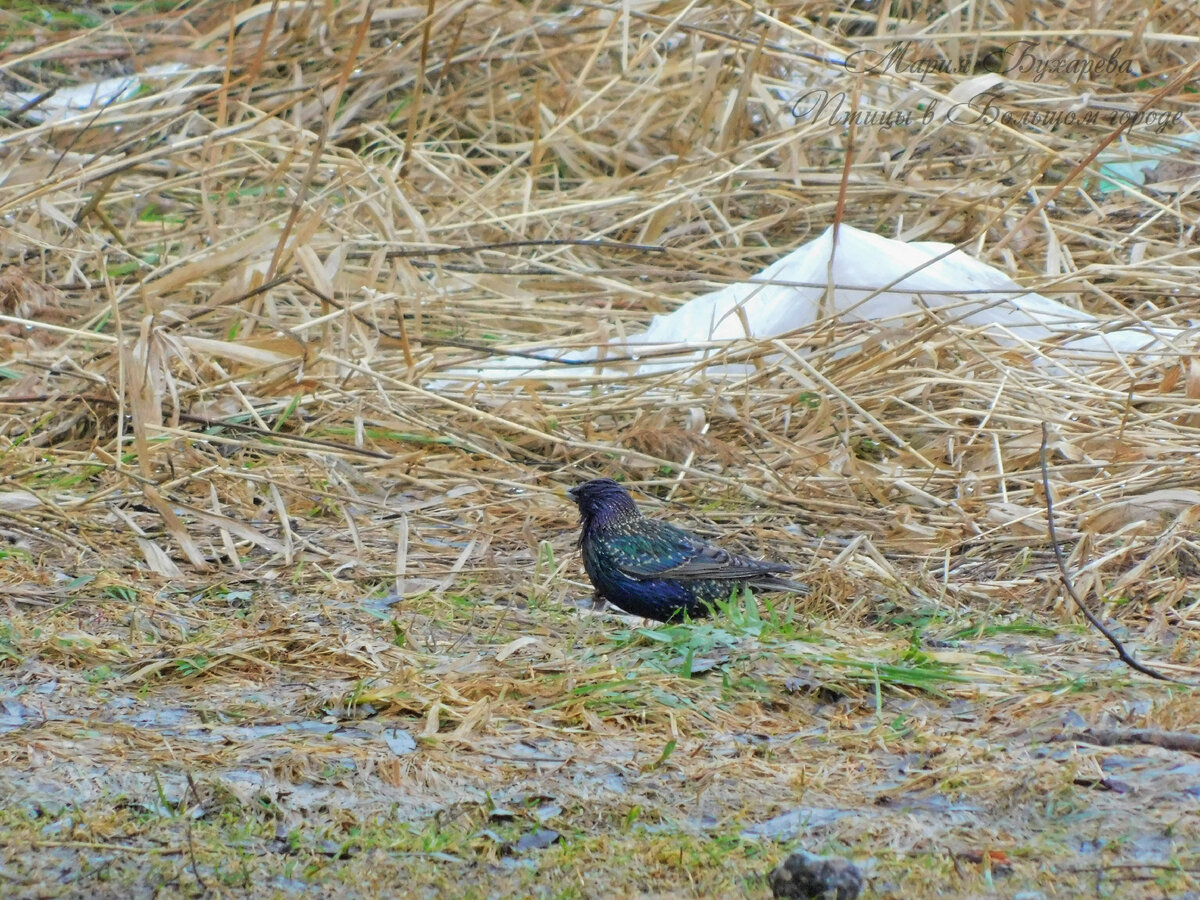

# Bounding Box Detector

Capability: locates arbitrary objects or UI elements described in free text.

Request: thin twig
[1050,728,1200,754]
[183,771,208,891]
[1040,422,1186,684]
[0,394,394,459]
[362,238,668,258]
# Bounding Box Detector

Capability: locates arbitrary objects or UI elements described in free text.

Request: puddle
[0,698,36,732]
[381,727,417,755]
[741,807,855,840]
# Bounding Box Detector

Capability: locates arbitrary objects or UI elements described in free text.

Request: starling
[567,478,808,622]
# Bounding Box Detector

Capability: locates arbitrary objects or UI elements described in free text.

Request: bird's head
[567,478,639,524]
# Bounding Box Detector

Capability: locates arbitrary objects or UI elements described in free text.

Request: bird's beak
[566,485,579,500]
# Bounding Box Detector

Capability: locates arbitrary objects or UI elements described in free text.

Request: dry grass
[1,1,1199,897]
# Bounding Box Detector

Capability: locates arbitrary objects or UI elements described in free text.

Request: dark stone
[769,850,862,900]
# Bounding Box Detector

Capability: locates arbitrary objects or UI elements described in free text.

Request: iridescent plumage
[567,478,807,622]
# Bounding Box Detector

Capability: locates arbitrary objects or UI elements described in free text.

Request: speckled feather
[567,478,808,622]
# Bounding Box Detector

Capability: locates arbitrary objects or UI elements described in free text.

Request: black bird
[567,478,808,622]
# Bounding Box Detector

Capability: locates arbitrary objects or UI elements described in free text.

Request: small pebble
[769,849,862,900]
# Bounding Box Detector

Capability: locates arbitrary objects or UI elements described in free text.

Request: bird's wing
[606,519,790,581]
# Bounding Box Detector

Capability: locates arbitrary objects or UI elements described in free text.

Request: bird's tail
[753,575,811,595]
